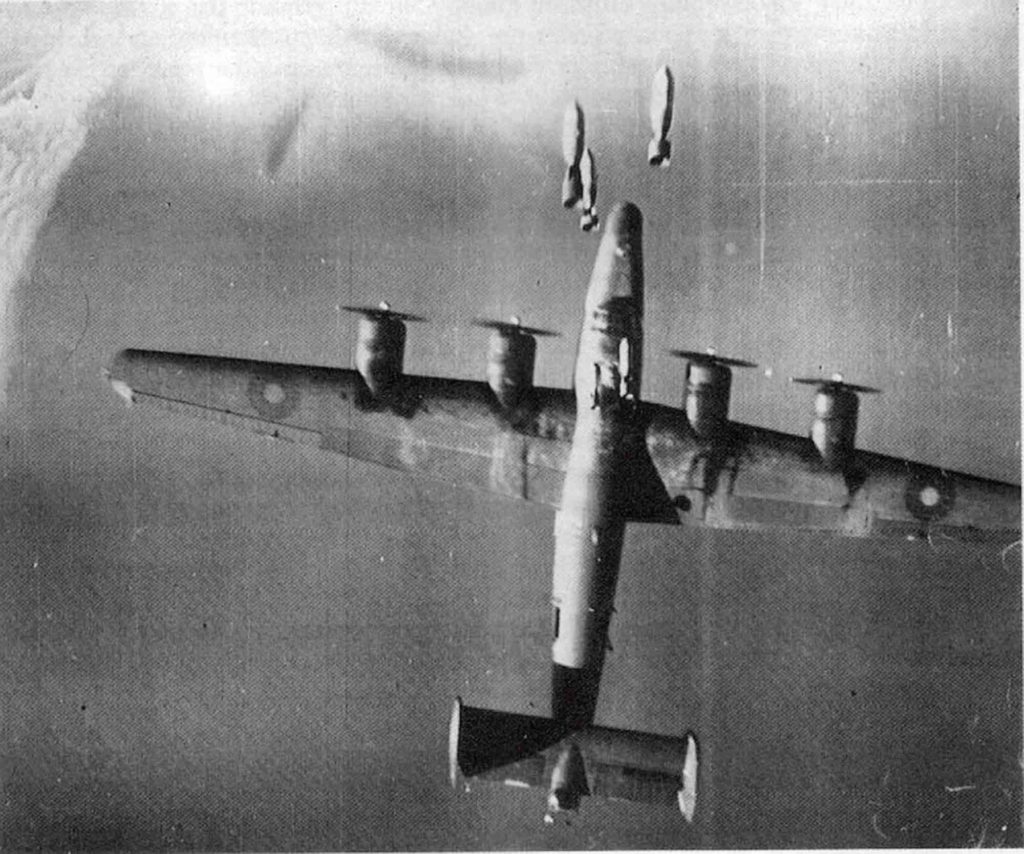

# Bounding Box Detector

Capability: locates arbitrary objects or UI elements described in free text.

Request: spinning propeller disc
[791,375,881,394]
[342,302,426,323]
[473,317,559,337]
[669,349,757,369]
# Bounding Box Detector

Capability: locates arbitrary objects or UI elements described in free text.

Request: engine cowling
[475,317,557,409]
[792,374,881,469]
[671,349,757,439]
[344,303,425,398]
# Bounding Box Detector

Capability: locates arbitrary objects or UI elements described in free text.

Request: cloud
[0,17,136,407]
[349,27,524,82]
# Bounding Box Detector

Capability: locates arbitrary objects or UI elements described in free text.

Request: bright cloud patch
[0,19,133,406]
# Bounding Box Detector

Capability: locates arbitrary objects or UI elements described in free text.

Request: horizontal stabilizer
[449,698,698,820]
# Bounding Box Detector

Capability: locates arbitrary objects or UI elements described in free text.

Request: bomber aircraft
[104,202,1020,823]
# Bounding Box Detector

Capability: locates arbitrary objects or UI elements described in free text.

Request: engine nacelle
[671,349,756,439]
[476,317,557,410]
[344,303,424,398]
[793,374,880,469]
[811,385,858,469]
[686,360,731,438]
[487,327,535,409]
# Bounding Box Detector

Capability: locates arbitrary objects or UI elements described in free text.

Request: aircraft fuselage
[550,203,644,727]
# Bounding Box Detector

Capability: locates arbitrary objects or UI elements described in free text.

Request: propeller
[473,316,559,337]
[342,301,426,323]
[790,372,881,394]
[669,348,757,369]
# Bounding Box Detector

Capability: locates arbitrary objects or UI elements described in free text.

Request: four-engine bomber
[104,201,1020,823]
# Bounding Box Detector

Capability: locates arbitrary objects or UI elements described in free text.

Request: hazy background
[0,0,1019,848]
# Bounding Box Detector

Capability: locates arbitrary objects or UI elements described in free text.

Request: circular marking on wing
[905,470,956,522]
[263,382,286,405]
[247,373,300,421]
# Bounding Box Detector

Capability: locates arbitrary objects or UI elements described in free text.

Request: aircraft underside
[105,202,1020,823]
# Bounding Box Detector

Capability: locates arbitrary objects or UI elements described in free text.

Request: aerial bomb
[578,148,599,231]
[647,65,674,167]
[561,101,585,208]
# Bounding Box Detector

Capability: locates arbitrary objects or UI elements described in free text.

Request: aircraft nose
[606,200,642,237]
[584,202,643,311]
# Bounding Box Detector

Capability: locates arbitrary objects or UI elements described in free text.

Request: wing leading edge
[106,348,575,508]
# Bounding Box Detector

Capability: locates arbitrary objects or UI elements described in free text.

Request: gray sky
[1,0,1019,848]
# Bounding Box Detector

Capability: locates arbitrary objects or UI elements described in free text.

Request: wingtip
[106,374,135,407]
[448,697,463,789]
[678,732,699,823]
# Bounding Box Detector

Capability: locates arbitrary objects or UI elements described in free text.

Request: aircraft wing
[644,404,1021,544]
[106,348,1020,543]
[106,348,577,508]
